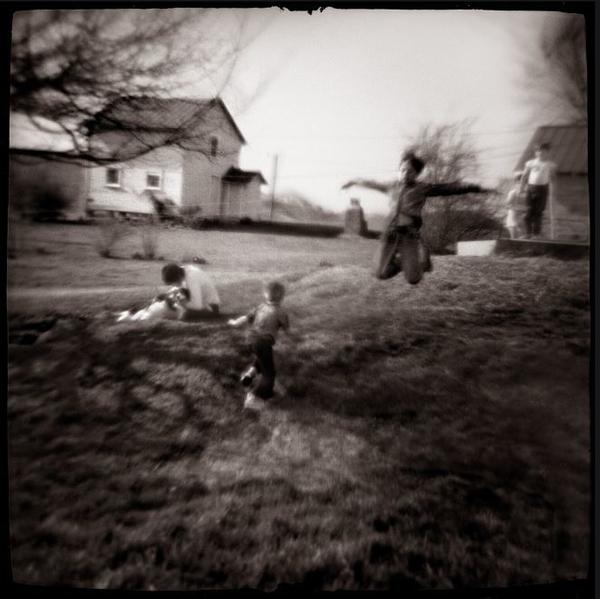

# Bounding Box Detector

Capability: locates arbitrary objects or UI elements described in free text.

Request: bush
[95,220,132,258]
[140,226,159,259]
[179,207,204,229]
[30,186,71,221]
[421,196,503,253]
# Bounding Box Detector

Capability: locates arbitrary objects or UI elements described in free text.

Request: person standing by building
[519,142,557,239]
[504,172,523,239]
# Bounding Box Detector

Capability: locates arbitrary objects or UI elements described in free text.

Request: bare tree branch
[518,13,587,125]
[408,119,480,183]
[10,8,251,164]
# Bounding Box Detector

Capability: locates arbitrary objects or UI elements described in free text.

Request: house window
[210,136,218,157]
[145,172,162,190]
[105,168,121,187]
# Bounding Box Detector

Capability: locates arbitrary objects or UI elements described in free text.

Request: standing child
[519,142,557,239]
[228,280,290,411]
[505,172,523,239]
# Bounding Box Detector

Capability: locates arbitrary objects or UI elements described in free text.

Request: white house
[9,97,267,221]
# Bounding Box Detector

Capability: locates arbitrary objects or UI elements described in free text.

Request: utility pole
[270,153,278,221]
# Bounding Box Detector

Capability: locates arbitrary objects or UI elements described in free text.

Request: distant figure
[504,172,523,240]
[519,142,557,239]
[342,150,487,284]
[161,262,220,317]
[228,280,291,411]
[344,198,368,236]
[116,287,190,322]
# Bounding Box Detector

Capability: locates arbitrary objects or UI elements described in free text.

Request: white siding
[179,102,244,215]
[88,146,184,206]
[244,179,263,220]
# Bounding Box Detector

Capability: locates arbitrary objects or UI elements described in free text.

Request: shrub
[140,226,159,260]
[95,220,132,258]
[29,186,71,221]
[421,195,503,253]
[179,207,204,229]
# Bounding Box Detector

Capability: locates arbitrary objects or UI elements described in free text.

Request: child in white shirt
[160,262,220,317]
[519,142,557,239]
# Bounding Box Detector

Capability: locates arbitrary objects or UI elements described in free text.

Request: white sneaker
[240,366,257,387]
[243,392,267,411]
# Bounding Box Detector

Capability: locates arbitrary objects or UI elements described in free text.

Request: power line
[244,125,539,142]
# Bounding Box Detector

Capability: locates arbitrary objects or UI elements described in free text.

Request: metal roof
[515,125,587,175]
[91,96,246,144]
[222,166,267,185]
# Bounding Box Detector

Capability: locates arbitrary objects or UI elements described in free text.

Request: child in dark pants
[228,280,290,411]
[342,150,487,284]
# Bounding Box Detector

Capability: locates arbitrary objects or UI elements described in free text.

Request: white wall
[88,146,184,204]
[181,104,244,214]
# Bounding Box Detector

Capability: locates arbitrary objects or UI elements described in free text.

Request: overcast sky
[193,8,570,215]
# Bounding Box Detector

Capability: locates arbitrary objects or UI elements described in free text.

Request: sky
[188,8,570,215]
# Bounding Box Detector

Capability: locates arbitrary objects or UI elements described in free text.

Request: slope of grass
[7,225,590,591]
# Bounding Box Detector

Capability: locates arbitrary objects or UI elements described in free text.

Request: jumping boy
[228,280,290,411]
[342,150,487,284]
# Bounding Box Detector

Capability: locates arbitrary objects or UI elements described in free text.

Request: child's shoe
[240,366,257,387]
[243,392,267,411]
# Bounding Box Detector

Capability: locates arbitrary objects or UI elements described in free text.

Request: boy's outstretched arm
[228,315,248,327]
[340,178,392,194]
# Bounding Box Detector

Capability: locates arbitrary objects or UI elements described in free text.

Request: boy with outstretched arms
[342,150,487,284]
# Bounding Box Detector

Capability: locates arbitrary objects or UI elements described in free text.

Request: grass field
[7,223,591,590]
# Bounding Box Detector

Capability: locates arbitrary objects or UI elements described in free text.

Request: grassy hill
[8,224,590,591]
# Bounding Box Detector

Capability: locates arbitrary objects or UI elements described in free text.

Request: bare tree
[520,12,587,125]
[408,121,502,251]
[10,8,249,163]
[407,119,480,184]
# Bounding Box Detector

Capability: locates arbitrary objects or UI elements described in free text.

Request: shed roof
[222,166,267,185]
[515,125,587,175]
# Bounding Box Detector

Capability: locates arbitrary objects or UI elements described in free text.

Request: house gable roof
[515,125,587,175]
[90,96,246,144]
[222,166,267,185]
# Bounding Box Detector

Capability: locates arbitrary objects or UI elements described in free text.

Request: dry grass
[7,223,590,590]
